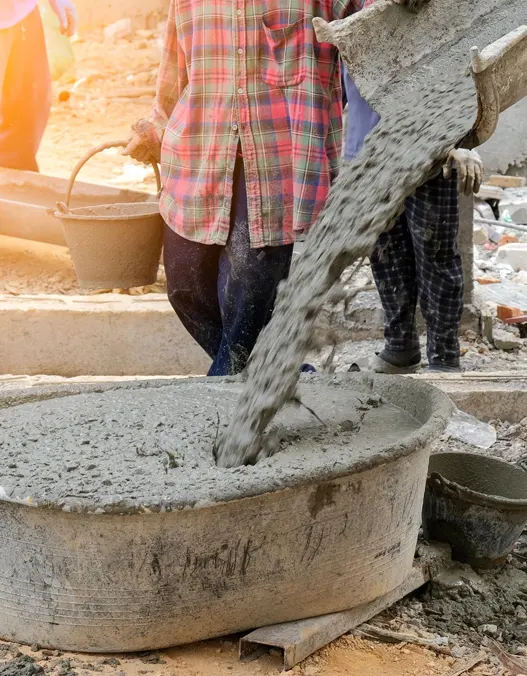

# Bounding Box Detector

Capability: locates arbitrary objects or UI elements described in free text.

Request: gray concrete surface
[0,294,210,377]
[459,193,474,304]
[479,99,527,177]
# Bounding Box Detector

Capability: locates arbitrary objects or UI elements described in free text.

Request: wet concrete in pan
[0,379,420,512]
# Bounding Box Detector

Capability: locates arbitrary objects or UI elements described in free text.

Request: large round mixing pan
[0,374,451,652]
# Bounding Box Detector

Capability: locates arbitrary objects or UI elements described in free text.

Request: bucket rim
[54,202,160,222]
[428,451,527,510]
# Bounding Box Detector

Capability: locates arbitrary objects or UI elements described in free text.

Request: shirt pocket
[260,9,307,88]
[164,85,190,139]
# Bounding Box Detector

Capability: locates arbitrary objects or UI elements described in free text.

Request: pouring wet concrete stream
[216,73,478,467]
[0,375,451,651]
[217,0,527,466]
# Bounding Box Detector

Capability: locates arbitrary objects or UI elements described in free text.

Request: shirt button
[232,124,238,132]
[238,48,243,55]
[237,87,243,94]
[237,9,242,15]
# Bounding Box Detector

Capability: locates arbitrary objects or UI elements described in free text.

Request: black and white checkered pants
[370,171,464,368]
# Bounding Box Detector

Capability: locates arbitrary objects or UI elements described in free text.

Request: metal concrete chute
[313,0,527,148]
[467,26,527,147]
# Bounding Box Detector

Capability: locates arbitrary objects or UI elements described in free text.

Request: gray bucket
[423,452,527,568]
[54,141,163,289]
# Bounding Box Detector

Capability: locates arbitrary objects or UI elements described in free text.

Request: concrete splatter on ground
[422,561,527,650]
[380,546,527,662]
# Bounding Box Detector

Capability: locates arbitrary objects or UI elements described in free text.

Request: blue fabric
[341,64,380,162]
[164,154,294,377]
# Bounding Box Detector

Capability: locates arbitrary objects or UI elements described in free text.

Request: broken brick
[497,305,523,321]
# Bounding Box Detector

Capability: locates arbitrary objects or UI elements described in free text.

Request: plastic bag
[38,0,75,81]
[445,409,497,450]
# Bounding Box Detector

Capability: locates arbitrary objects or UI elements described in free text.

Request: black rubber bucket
[423,452,527,568]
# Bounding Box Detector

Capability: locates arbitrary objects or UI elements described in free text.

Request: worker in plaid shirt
[124,0,443,376]
[124,0,373,376]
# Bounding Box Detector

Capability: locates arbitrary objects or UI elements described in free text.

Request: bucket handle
[58,141,162,213]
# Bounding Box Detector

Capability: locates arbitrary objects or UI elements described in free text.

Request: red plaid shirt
[147,0,363,247]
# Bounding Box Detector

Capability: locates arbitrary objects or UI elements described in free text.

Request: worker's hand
[394,0,431,11]
[123,120,162,163]
[49,0,77,37]
[122,133,153,164]
[443,148,484,196]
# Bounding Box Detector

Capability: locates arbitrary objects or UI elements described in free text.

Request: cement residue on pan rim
[0,374,452,515]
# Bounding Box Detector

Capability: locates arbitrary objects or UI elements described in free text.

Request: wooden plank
[488,174,527,188]
[476,184,505,200]
[488,638,527,675]
[448,655,486,676]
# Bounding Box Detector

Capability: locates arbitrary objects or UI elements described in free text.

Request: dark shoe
[424,364,461,374]
[349,349,421,374]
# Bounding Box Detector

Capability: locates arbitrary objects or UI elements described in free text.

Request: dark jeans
[164,156,294,376]
[0,8,51,171]
[370,171,464,368]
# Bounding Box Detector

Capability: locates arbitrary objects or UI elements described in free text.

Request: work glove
[49,0,77,37]
[394,0,431,11]
[443,148,484,196]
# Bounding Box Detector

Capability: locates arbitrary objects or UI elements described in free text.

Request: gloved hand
[394,0,431,11]
[443,148,484,196]
[49,0,77,37]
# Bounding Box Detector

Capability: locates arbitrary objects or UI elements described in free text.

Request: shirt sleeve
[332,0,364,20]
[149,0,188,143]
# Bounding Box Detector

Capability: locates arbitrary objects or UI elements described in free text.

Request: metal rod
[474,217,527,234]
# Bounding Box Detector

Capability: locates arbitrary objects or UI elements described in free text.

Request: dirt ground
[2,229,525,375]
[0,30,162,298]
[0,234,166,296]
[39,31,160,193]
[0,636,480,676]
[312,334,527,373]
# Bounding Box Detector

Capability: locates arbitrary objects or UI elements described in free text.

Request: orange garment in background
[0,7,51,170]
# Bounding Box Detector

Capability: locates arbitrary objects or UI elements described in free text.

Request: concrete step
[0,293,210,377]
